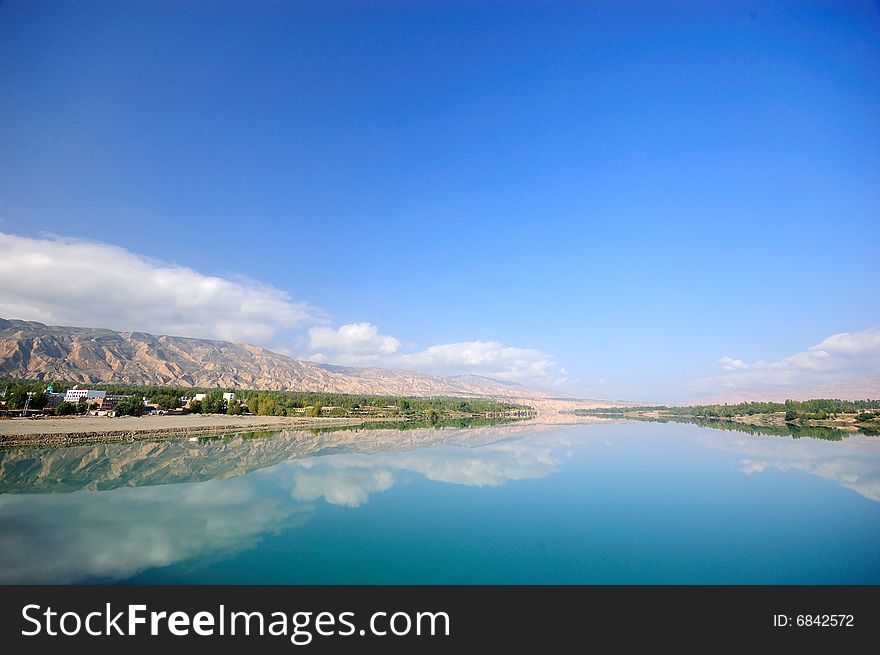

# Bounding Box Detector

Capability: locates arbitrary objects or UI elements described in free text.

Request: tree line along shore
[573,398,880,435]
[0,379,537,445]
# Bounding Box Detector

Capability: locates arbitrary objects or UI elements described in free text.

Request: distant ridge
[693,373,880,405]
[0,318,553,399]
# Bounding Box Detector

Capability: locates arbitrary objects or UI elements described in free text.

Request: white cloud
[0,476,305,583]
[697,432,880,502]
[281,430,564,506]
[691,327,880,395]
[0,231,325,344]
[306,325,560,384]
[0,423,575,582]
[291,467,396,507]
[308,323,401,357]
[738,459,768,475]
[399,341,555,381]
[742,327,880,374]
[0,231,569,385]
[390,442,560,487]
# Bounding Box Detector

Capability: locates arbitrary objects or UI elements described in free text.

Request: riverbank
[639,409,879,432]
[0,414,380,447]
[0,395,623,447]
[576,408,880,437]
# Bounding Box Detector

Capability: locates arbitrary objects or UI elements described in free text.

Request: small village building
[64,388,106,403]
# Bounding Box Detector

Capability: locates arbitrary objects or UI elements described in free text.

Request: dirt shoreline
[0,414,379,447]
[0,397,614,447]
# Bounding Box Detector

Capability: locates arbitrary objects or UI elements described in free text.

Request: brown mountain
[0,318,550,398]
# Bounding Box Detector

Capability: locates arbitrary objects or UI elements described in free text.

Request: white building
[190,392,235,403]
[64,388,106,403]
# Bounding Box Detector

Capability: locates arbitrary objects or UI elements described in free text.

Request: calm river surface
[1,421,878,584]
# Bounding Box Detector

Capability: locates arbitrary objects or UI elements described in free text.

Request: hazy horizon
[1,2,878,403]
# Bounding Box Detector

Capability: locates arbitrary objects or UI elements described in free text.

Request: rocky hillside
[0,318,548,398]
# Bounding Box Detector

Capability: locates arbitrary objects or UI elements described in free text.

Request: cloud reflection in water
[0,425,566,582]
[0,423,877,583]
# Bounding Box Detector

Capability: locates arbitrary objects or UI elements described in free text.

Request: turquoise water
[1,421,878,584]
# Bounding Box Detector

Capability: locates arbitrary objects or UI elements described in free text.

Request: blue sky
[1,1,878,401]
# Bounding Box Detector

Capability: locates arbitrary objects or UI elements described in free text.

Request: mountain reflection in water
[0,421,877,584]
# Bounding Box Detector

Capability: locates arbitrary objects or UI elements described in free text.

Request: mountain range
[0,318,552,399]
[694,374,880,405]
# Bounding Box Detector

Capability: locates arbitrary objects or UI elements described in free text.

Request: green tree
[6,387,48,411]
[309,403,323,417]
[201,389,225,414]
[115,396,145,417]
[6,387,29,410]
[54,401,77,416]
[227,399,242,415]
[152,393,181,410]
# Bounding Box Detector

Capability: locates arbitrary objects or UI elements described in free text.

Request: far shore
[0,397,618,447]
[0,414,387,447]
[624,409,878,432]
